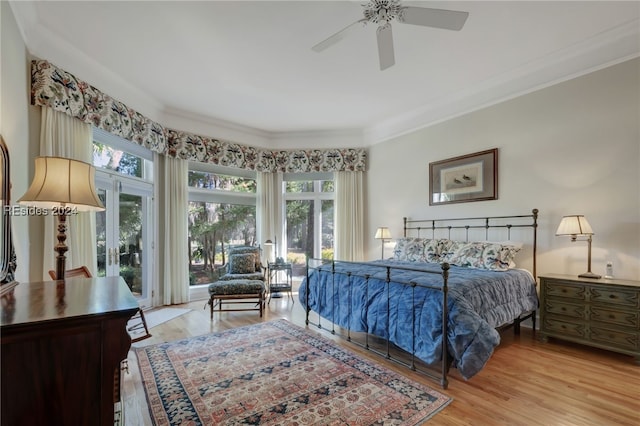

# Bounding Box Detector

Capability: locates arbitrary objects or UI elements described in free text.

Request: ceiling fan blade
[376,24,395,71]
[399,6,469,31]
[312,18,368,52]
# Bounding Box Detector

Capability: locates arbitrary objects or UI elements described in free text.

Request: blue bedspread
[299,260,539,379]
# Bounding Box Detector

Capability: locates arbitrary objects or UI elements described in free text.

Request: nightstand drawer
[543,282,586,301]
[591,287,638,308]
[544,300,585,319]
[590,326,638,350]
[543,318,586,339]
[590,306,639,329]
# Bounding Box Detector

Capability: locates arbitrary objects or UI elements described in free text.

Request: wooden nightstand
[539,274,639,363]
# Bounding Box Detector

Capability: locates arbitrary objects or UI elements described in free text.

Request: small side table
[268,262,294,303]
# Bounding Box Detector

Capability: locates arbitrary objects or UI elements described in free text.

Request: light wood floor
[122,291,639,425]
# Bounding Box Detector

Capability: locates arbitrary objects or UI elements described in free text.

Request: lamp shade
[555,215,594,236]
[18,156,104,211]
[374,227,392,240]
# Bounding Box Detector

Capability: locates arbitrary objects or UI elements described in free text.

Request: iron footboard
[303,258,451,389]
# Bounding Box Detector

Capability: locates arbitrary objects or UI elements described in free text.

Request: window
[188,164,257,287]
[92,128,154,308]
[284,175,334,276]
[92,129,153,180]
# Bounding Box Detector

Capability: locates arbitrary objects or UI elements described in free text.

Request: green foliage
[119,266,136,290]
[321,248,334,260]
[93,142,142,178]
[119,193,142,251]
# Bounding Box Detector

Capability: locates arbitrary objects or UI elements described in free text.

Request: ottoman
[207,279,265,319]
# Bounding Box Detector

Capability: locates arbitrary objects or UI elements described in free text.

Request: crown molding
[11,1,639,150]
[9,0,165,122]
[365,19,640,145]
[162,107,365,150]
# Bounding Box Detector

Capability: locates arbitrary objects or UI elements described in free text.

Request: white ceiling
[10,1,640,147]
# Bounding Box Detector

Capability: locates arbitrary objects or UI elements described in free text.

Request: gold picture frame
[429,148,498,205]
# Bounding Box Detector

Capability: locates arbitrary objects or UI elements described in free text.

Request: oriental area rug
[136,320,452,425]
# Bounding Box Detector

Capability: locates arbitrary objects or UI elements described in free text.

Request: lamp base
[578,271,601,279]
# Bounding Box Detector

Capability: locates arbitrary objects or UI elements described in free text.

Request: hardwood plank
[122,293,640,425]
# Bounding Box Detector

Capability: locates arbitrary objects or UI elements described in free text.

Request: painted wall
[3,0,639,283]
[1,1,43,282]
[367,58,640,280]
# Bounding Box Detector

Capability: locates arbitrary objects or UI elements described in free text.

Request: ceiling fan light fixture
[363,0,402,24]
[312,0,469,70]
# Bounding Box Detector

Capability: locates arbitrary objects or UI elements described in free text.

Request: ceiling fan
[312,0,469,70]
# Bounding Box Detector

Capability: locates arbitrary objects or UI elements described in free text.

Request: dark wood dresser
[1,277,139,426]
[539,274,640,362]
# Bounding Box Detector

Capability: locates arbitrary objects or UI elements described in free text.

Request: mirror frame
[1,135,16,284]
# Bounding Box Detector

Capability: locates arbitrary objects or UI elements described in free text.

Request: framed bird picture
[429,148,498,205]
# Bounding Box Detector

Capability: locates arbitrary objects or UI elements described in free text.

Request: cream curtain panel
[156,153,190,305]
[39,108,97,279]
[257,171,283,264]
[334,171,365,261]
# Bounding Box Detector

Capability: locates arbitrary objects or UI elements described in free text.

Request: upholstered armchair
[217,246,265,281]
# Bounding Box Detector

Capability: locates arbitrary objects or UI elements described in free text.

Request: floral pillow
[440,240,521,271]
[230,247,261,270]
[393,237,447,263]
[482,243,521,271]
[443,241,487,269]
[393,238,427,262]
[229,253,256,274]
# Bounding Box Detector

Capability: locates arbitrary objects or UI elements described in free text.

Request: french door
[95,172,153,308]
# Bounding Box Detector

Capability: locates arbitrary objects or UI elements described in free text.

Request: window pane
[188,171,256,193]
[93,141,146,178]
[119,193,143,295]
[188,201,256,286]
[321,200,334,259]
[286,181,313,193]
[321,181,334,192]
[286,199,312,275]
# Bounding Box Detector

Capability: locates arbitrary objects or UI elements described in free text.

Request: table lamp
[374,227,392,259]
[555,214,601,279]
[18,156,105,280]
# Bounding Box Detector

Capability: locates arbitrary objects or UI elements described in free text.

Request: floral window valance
[31,60,366,173]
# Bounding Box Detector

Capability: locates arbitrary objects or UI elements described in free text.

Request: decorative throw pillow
[230,247,261,270]
[230,253,256,274]
[439,240,461,263]
[482,243,521,271]
[445,241,487,269]
[393,238,409,260]
[393,238,428,262]
[423,239,441,263]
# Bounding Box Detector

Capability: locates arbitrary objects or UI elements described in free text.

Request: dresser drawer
[544,281,586,301]
[542,318,586,339]
[544,299,585,319]
[591,287,638,308]
[590,326,639,351]
[591,306,639,329]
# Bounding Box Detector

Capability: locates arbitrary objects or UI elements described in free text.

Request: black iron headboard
[403,208,539,278]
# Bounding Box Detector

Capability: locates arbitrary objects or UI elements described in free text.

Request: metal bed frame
[304,209,539,389]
